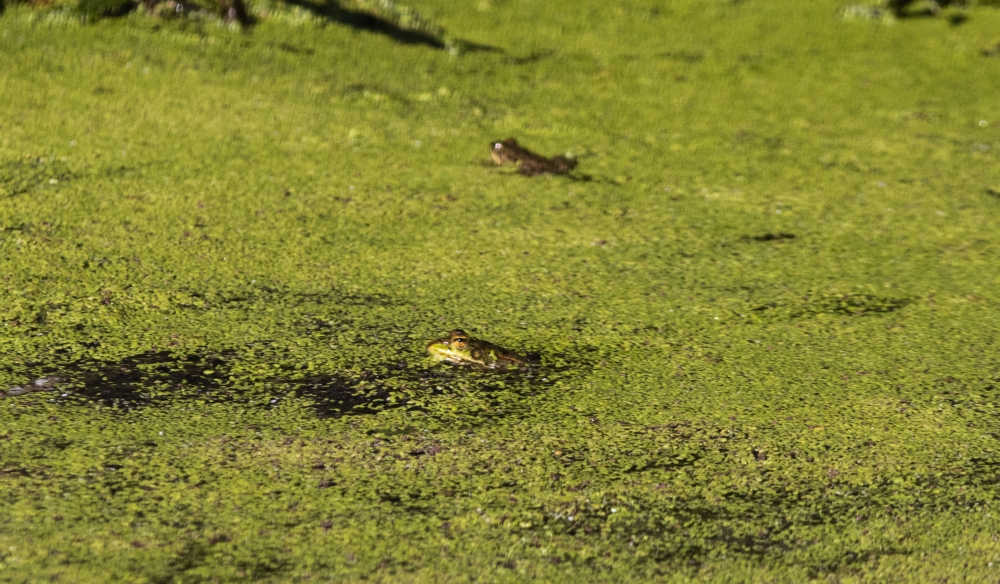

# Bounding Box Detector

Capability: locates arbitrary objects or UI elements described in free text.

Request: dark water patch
[946,12,968,26]
[3,351,233,411]
[504,50,556,65]
[279,366,461,418]
[290,288,396,307]
[144,285,396,315]
[279,363,563,419]
[103,164,137,178]
[274,42,315,55]
[742,233,795,242]
[448,39,502,54]
[165,537,289,581]
[657,50,704,64]
[746,293,912,321]
[340,83,411,105]
[282,0,446,49]
[0,465,32,478]
[78,0,138,19]
[885,0,971,21]
[793,293,911,317]
[373,484,435,513]
[273,370,398,418]
[2,222,33,233]
[0,157,76,198]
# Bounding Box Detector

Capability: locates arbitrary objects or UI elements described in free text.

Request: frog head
[427,330,489,366]
[489,138,521,165]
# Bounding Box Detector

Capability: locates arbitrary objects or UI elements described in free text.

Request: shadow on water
[276,363,560,419]
[742,232,795,243]
[2,351,232,411]
[1,349,411,416]
[887,0,969,24]
[283,0,444,48]
[281,0,500,53]
[77,0,254,26]
[0,157,76,198]
[3,348,563,421]
[270,368,407,417]
[747,293,912,320]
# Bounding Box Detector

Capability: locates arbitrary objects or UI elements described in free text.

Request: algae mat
[2,0,1000,581]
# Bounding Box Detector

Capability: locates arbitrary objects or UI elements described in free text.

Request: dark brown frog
[489,138,577,176]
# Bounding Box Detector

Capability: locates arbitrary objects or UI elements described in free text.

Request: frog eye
[493,142,503,150]
[451,331,469,349]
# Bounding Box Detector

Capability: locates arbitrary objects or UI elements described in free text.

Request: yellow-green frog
[427,330,535,369]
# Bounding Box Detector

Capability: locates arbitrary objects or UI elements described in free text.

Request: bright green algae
[3,1,1000,581]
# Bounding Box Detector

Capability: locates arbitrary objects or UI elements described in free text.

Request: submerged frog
[427,330,536,369]
[489,138,577,177]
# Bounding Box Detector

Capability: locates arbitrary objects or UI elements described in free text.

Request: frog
[489,138,577,177]
[426,329,536,369]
